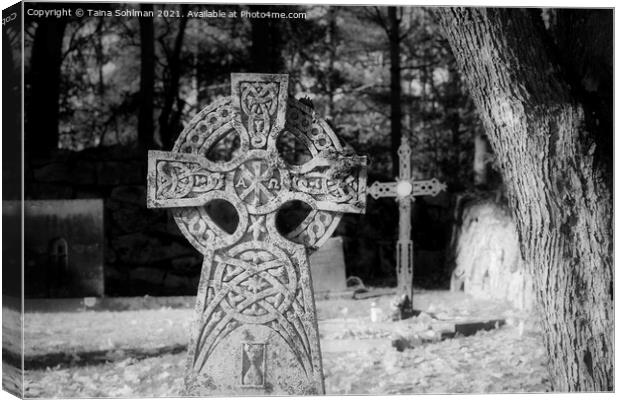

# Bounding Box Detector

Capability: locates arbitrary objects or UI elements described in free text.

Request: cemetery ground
[9,289,550,397]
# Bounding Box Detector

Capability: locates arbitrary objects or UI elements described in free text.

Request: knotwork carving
[240,81,279,148]
[286,101,335,152]
[156,160,224,200]
[176,99,237,156]
[290,173,358,204]
[147,73,368,395]
[217,244,296,325]
[286,211,334,249]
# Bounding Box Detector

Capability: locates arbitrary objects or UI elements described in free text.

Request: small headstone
[24,199,104,297]
[309,237,346,294]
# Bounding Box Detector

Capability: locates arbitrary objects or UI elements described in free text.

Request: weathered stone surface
[170,255,203,271]
[308,236,347,293]
[110,233,194,266]
[97,161,143,185]
[450,200,534,310]
[107,200,159,235]
[32,161,96,185]
[32,163,74,183]
[109,185,146,206]
[147,73,368,395]
[25,182,74,199]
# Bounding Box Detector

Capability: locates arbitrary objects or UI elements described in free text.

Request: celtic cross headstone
[368,136,446,318]
[147,73,367,395]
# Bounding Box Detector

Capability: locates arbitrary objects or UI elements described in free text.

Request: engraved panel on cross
[241,343,266,387]
[234,159,284,209]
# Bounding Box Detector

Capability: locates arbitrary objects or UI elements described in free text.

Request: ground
[7,290,550,397]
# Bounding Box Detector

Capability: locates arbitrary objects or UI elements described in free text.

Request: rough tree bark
[473,131,489,188]
[436,8,613,391]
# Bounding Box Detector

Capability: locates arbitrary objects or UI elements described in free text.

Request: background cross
[368,136,446,317]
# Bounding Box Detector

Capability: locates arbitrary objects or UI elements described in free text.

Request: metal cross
[147,73,367,395]
[368,136,446,314]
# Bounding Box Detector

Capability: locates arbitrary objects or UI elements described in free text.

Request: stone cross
[368,136,445,316]
[147,73,367,395]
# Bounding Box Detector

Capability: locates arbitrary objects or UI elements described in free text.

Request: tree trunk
[159,5,189,149]
[249,5,285,73]
[26,18,67,155]
[473,131,489,188]
[388,7,402,177]
[324,7,337,121]
[138,4,155,150]
[437,8,613,391]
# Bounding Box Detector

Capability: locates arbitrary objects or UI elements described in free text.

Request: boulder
[97,161,143,185]
[450,199,534,310]
[110,233,194,266]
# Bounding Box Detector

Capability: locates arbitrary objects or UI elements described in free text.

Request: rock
[391,336,409,352]
[130,267,166,284]
[25,183,74,199]
[107,200,162,235]
[450,199,535,310]
[97,161,143,185]
[110,233,194,266]
[415,312,434,327]
[33,163,73,183]
[109,186,146,206]
[454,319,505,336]
[430,320,455,333]
[170,255,202,272]
[33,161,96,185]
[391,334,422,351]
[420,329,438,342]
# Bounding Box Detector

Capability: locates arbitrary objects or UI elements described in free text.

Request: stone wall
[25,146,201,296]
[449,198,535,310]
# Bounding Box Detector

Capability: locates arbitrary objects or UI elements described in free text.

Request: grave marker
[24,199,104,298]
[368,137,446,317]
[147,73,367,395]
[309,236,347,294]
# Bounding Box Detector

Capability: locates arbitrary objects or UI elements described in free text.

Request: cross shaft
[367,136,446,313]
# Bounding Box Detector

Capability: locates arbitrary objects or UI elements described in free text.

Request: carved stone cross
[147,73,367,395]
[368,136,446,316]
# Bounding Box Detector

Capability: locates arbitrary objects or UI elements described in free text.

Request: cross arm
[368,181,397,200]
[147,150,225,209]
[368,178,447,200]
[288,153,367,214]
[410,178,447,197]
